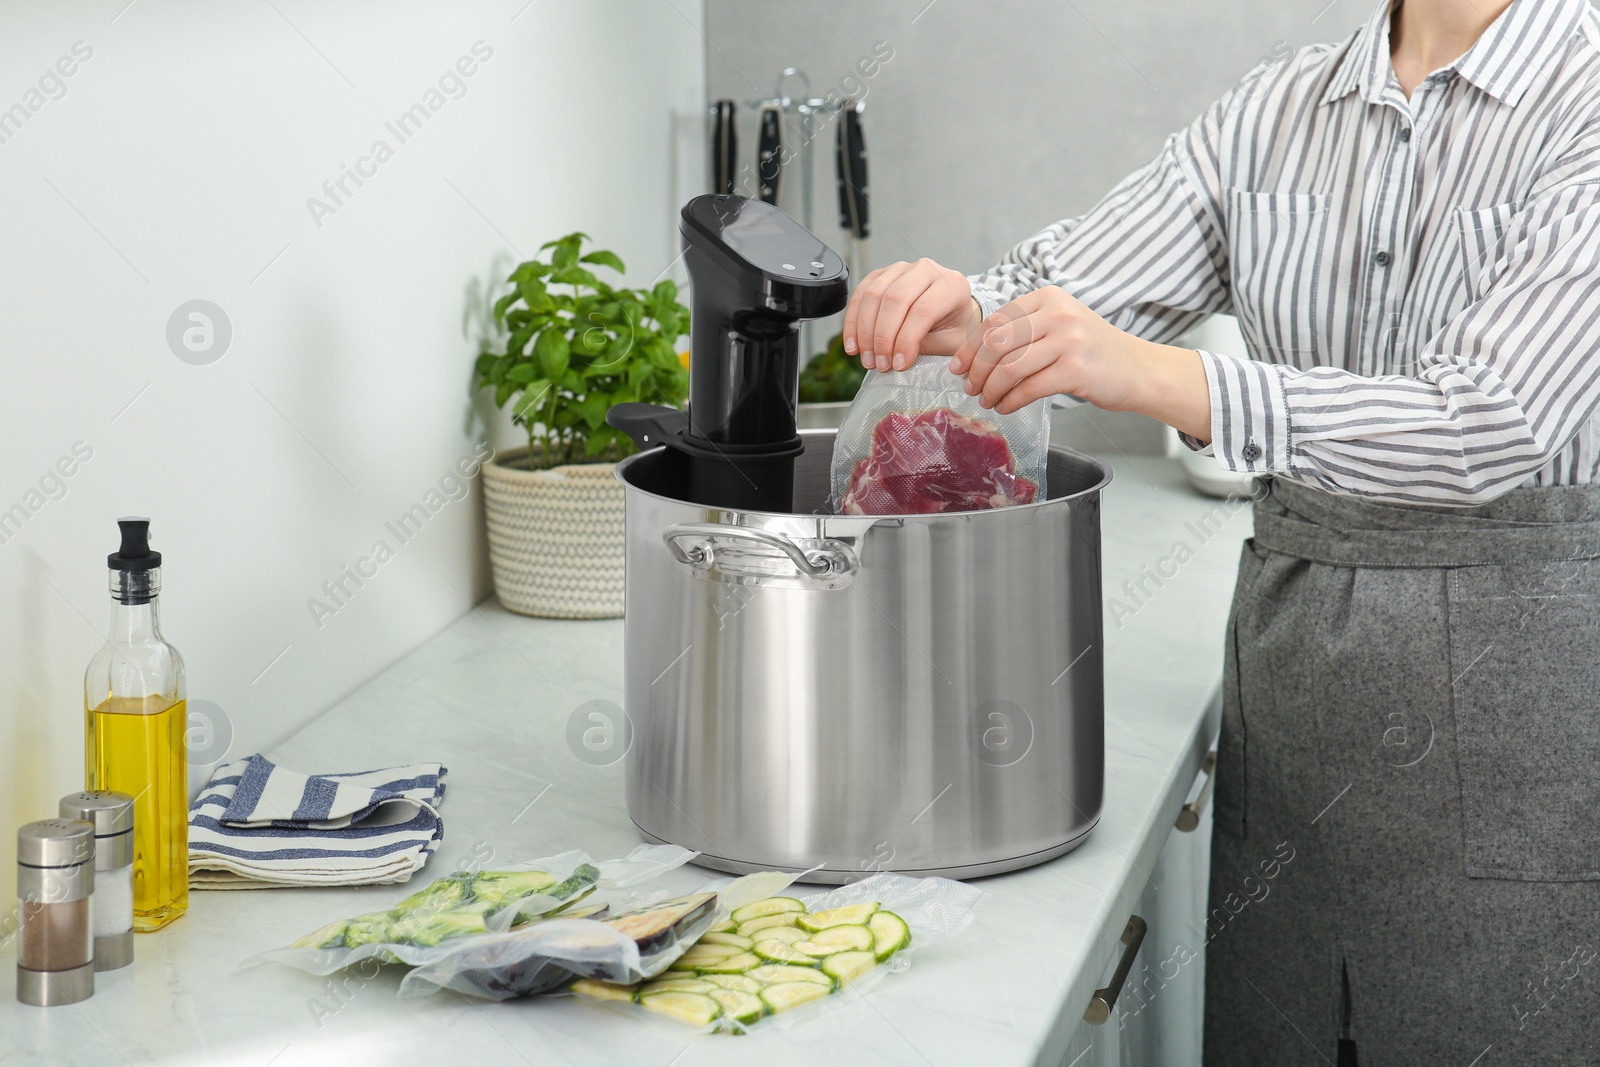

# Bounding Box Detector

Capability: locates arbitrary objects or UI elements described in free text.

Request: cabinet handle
[1175,750,1217,832]
[1083,914,1148,1025]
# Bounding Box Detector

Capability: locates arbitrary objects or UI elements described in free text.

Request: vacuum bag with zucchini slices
[560,871,985,1034]
[830,355,1051,515]
[247,845,696,977]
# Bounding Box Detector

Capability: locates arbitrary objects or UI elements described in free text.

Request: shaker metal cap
[58,792,134,836]
[16,820,95,868]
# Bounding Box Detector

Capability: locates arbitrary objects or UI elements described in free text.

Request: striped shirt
[970,0,1600,504]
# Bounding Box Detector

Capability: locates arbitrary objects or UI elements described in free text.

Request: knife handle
[757,104,783,205]
[835,101,869,238]
[710,99,737,195]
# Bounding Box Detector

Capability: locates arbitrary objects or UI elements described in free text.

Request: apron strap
[1251,478,1600,568]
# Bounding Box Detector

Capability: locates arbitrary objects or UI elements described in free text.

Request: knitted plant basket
[481,445,625,619]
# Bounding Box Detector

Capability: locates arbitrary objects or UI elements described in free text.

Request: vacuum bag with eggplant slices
[245,845,696,978]
[830,355,1050,515]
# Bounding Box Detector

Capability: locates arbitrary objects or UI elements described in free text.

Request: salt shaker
[15,819,95,1006]
[59,792,134,971]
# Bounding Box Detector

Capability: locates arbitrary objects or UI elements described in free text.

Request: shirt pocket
[1454,202,1518,302]
[1448,559,1600,881]
[1226,189,1333,364]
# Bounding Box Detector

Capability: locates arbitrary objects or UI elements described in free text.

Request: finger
[849,262,914,370]
[992,370,1063,416]
[964,300,1040,396]
[978,341,1056,409]
[841,266,888,357]
[894,272,964,368]
[873,266,943,371]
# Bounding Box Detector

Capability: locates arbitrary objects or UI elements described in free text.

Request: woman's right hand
[842,259,983,372]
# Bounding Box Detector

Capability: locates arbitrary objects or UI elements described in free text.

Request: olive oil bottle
[84,518,188,931]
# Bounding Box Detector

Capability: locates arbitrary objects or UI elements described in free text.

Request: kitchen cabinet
[1056,732,1217,1067]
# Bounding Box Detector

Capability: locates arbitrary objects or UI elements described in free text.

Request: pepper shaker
[16,819,95,1006]
[59,792,134,971]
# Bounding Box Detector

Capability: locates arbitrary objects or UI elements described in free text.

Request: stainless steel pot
[615,429,1110,882]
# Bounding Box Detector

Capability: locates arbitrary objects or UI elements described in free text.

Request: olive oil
[84,518,188,932]
[86,696,188,930]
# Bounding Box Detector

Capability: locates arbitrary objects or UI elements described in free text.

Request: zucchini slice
[759,981,832,1014]
[754,938,819,964]
[796,902,880,933]
[795,925,873,956]
[696,951,761,974]
[640,978,717,995]
[704,973,764,994]
[867,910,912,961]
[677,942,742,963]
[707,918,738,934]
[639,990,723,1027]
[747,964,835,988]
[697,932,755,950]
[754,925,807,945]
[729,897,806,924]
[570,978,638,1002]
[821,950,877,985]
[736,913,801,939]
[710,988,765,1026]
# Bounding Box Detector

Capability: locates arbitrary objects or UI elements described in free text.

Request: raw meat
[839,408,1039,515]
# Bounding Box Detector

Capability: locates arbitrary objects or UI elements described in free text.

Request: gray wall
[705,0,1371,277]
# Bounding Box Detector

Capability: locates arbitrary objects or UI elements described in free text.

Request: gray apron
[1203,477,1600,1067]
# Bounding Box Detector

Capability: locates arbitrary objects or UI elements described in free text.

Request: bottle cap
[108,517,162,571]
[57,793,134,837]
[16,820,95,869]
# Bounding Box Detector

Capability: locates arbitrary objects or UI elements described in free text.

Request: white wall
[0,0,704,907]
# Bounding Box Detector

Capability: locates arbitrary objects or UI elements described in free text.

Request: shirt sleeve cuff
[1193,349,1292,474]
[968,283,1005,321]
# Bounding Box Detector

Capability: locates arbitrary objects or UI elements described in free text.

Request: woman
[842,0,1600,1063]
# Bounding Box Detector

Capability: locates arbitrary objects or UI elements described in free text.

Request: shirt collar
[1320,0,1586,108]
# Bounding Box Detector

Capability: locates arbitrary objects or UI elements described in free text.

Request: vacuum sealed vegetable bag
[559,871,985,1034]
[247,845,696,977]
[393,871,798,1001]
[830,356,1050,515]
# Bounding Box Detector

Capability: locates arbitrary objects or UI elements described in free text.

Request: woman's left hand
[954,287,1214,442]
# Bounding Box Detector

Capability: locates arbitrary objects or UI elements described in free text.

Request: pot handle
[663,523,855,581]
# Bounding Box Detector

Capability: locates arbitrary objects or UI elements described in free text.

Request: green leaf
[576,394,610,430]
[652,279,677,302]
[540,231,589,252]
[572,326,607,355]
[490,354,514,385]
[585,426,618,457]
[506,363,540,385]
[550,266,599,288]
[534,328,570,380]
[513,380,553,420]
[495,382,517,409]
[492,291,518,327]
[506,323,535,358]
[580,249,626,273]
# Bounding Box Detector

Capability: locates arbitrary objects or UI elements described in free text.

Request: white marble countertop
[0,456,1247,1067]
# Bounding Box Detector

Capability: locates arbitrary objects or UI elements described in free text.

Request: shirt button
[1399,126,1412,142]
[1242,441,1263,462]
[1375,251,1392,267]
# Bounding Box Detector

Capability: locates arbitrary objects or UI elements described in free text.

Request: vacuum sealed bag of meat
[830,356,1050,515]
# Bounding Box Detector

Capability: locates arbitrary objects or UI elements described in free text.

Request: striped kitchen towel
[188,755,448,889]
